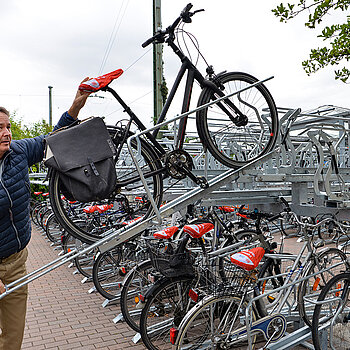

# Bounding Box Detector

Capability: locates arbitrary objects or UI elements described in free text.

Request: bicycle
[137,206,281,350]
[48,3,279,244]
[93,204,201,301]
[311,271,350,350]
[172,210,349,349]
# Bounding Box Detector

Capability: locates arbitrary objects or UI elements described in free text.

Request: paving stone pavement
[22,225,317,349]
[23,225,145,350]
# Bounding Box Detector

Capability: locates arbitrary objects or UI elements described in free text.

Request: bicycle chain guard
[227,313,286,345]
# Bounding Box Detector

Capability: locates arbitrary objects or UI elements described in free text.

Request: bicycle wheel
[49,126,163,244]
[74,241,96,279]
[40,207,52,231]
[235,229,259,243]
[61,232,76,254]
[45,213,62,243]
[30,202,44,226]
[174,294,257,349]
[35,204,47,228]
[139,276,194,350]
[311,272,350,350]
[196,72,279,169]
[92,247,124,300]
[280,213,302,237]
[120,259,159,332]
[316,216,341,242]
[257,255,299,316]
[298,247,349,327]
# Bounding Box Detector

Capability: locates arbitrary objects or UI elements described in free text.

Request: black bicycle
[49,3,279,244]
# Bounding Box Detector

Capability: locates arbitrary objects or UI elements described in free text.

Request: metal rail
[2,77,277,299]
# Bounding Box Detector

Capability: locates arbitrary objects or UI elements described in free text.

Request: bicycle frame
[125,76,274,222]
[104,30,246,164]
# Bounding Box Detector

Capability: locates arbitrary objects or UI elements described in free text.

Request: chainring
[164,150,194,180]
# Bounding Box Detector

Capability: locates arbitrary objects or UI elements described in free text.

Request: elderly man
[0,78,91,350]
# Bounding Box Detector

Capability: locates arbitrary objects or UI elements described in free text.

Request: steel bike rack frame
[0,149,274,300]
[0,76,277,299]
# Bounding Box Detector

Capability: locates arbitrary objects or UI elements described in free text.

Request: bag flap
[45,117,115,172]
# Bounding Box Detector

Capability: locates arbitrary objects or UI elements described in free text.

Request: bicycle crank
[164,150,208,188]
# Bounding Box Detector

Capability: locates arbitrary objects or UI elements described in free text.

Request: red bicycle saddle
[122,216,142,226]
[79,69,124,92]
[183,223,214,239]
[83,205,97,214]
[219,206,236,213]
[153,226,179,239]
[230,247,265,271]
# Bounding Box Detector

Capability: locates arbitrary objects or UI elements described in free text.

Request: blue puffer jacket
[0,112,75,259]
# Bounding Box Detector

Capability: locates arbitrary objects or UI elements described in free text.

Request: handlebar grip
[142,36,155,48]
[181,3,193,15]
[280,197,290,210]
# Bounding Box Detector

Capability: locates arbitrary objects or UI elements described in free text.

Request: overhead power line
[99,0,130,74]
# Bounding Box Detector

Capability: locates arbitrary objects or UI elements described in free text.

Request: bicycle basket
[147,241,195,278]
[213,264,257,297]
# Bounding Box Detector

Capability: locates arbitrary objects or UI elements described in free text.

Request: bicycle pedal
[195,176,209,189]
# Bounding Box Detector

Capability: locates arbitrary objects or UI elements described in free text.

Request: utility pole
[48,86,53,127]
[153,0,163,124]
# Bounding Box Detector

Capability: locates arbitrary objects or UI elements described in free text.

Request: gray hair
[0,107,10,117]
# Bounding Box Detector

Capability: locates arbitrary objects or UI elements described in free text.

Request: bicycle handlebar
[283,211,346,233]
[236,197,291,222]
[141,3,204,48]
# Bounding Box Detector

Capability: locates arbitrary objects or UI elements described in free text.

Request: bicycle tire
[279,213,302,237]
[311,272,350,350]
[298,247,349,327]
[49,126,163,244]
[196,71,279,169]
[30,202,43,226]
[92,247,125,300]
[316,215,341,242]
[61,232,76,254]
[139,276,194,350]
[256,255,295,317]
[120,259,158,332]
[36,205,48,230]
[174,294,257,349]
[235,229,259,243]
[45,213,62,243]
[73,241,95,279]
[40,208,52,231]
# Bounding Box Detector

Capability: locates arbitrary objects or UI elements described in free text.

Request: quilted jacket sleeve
[18,112,76,166]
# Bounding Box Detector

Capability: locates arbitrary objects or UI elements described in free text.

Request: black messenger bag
[44,117,117,202]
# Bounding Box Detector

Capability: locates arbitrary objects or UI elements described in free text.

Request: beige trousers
[0,248,28,350]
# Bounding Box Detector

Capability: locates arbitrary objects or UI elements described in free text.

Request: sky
[0,0,349,129]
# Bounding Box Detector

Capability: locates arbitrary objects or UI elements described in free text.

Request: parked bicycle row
[30,191,350,349]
